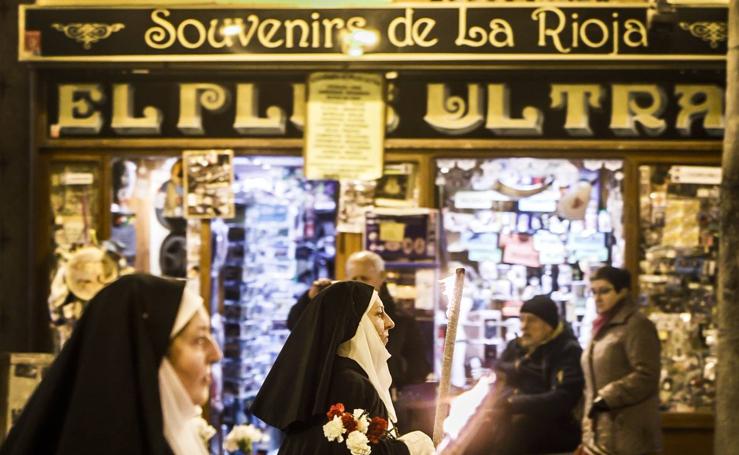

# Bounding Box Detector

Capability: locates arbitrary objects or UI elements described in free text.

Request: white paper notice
[305,72,384,181]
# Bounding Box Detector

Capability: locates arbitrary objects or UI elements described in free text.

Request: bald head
[346,251,386,291]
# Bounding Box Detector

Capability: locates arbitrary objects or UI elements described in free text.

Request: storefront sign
[304,72,384,181]
[20,4,726,62]
[44,70,725,140]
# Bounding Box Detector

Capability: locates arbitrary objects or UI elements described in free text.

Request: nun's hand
[398,430,435,455]
[308,278,333,299]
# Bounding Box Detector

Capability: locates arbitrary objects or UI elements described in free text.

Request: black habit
[252,281,409,455]
[0,274,184,455]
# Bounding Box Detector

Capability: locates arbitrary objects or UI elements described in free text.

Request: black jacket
[483,325,585,454]
[287,283,431,389]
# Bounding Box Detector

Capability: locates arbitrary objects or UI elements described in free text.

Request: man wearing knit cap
[465,295,585,455]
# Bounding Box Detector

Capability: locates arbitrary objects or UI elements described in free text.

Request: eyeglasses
[590,287,615,296]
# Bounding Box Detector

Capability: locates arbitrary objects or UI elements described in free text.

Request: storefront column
[717,0,739,451]
[0,0,41,352]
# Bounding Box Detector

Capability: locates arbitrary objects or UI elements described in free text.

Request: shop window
[209,156,338,450]
[435,157,624,386]
[639,164,719,412]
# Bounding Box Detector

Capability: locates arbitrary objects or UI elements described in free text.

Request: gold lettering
[236,16,259,47]
[675,85,724,137]
[111,84,161,135]
[424,83,484,134]
[233,84,286,135]
[284,19,309,48]
[579,18,608,49]
[623,19,648,48]
[455,6,487,47]
[258,19,284,48]
[322,18,345,48]
[532,6,570,53]
[177,19,206,49]
[550,84,602,136]
[489,19,514,48]
[53,84,104,135]
[311,12,321,48]
[207,19,231,49]
[177,83,230,135]
[486,84,543,135]
[346,17,367,33]
[145,9,176,50]
[610,84,667,136]
[388,8,415,47]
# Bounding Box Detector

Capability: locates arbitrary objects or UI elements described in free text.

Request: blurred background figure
[579,266,662,455]
[464,295,584,455]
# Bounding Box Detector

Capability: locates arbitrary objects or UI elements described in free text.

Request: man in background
[465,295,584,454]
[287,250,431,390]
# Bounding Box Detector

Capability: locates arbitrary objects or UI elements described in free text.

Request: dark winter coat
[491,324,585,454]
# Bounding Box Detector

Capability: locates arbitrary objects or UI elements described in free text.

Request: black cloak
[0,274,184,455]
[251,281,410,455]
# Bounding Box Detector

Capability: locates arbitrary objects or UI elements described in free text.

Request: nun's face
[168,311,223,405]
[368,298,395,345]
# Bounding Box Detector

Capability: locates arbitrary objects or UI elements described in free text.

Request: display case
[638,164,719,412]
[435,157,625,386]
[209,156,338,448]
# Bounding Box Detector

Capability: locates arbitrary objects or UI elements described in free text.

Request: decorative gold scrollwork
[51,22,125,50]
[679,21,727,49]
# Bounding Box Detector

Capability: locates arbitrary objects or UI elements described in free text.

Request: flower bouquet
[323,403,394,455]
[224,424,269,455]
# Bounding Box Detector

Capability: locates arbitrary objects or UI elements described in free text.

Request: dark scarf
[0,274,184,455]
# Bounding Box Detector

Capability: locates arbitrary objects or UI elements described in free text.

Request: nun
[0,273,222,455]
[251,281,434,455]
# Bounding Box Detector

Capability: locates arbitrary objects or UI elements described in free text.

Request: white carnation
[353,409,369,434]
[224,424,265,453]
[346,430,372,455]
[195,417,217,442]
[323,415,346,443]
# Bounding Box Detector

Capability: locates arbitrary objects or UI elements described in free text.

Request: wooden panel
[662,412,714,455]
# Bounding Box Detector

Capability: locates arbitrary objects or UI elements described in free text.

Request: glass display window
[435,157,624,386]
[209,156,338,451]
[639,164,719,412]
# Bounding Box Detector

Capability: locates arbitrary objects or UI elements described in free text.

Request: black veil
[0,274,184,455]
[251,281,374,431]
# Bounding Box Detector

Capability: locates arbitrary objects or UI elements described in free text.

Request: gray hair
[346,250,385,272]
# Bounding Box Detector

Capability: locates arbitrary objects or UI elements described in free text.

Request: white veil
[159,285,210,455]
[336,291,398,425]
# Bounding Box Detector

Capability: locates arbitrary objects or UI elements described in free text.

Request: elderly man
[466,295,584,455]
[287,250,431,389]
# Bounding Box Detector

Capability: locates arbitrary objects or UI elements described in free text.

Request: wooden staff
[432,267,466,446]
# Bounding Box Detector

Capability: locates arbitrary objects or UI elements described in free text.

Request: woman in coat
[1,274,223,455]
[251,281,434,455]
[580,266,662,455]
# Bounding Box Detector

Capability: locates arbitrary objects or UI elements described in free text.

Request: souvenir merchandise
[338,163,419,233]
[183,150,235,219]
[436,158,624,383]
[211,157,338,447]
[49,162,100,248]
[638,165,719,411]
